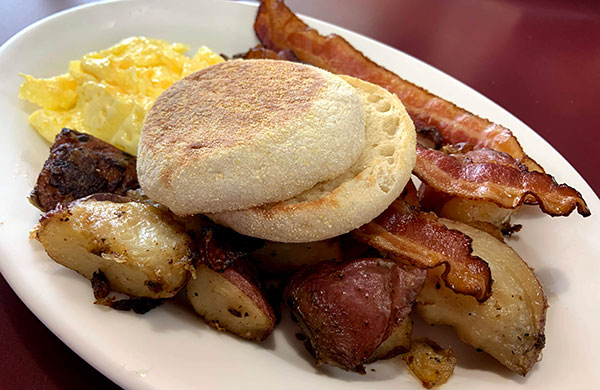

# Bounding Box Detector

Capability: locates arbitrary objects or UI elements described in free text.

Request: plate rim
[1,1,599,389]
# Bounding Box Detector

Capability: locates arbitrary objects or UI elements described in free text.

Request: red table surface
[1,0,599,389]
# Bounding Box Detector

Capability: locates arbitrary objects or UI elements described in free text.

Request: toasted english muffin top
[137,60,366,214]
[209,75,416,242]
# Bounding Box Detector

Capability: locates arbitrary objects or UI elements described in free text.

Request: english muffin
[209,76,416,242]
[137,60,366,215]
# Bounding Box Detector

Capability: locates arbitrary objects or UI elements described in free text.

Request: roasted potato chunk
[416,219,547,375]
[402,339,456,389]
[30,128,139,212]
[35,194,194,298]
[250,238,342,276]
[285,258,426,372]
[186,261,276,342]
[418,183,515,228]
[435,197,514,227]
[367,317,412,362]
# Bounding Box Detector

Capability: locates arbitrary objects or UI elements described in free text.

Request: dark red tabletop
[1,0,599,389]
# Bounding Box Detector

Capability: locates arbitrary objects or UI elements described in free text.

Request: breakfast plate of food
[1,0,599,389]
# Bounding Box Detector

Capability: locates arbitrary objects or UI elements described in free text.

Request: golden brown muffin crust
[142,60,328,154]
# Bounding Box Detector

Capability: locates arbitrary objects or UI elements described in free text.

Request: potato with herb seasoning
[284,258,426,372]
[367,317,413,362]
[35,194,194,298]
[416,219,547,375]
[186,260,276,342]
[402,339,456,389]
[186,224,275,341]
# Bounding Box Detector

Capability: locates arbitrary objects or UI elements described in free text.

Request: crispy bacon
[197,225,264,272]
[414,144,590,217]
[254,0,542,172]
[353,199,492,302]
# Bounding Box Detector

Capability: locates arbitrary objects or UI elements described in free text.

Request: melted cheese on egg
[19,37,224,155]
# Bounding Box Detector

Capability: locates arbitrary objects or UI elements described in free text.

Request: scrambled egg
[19,36,224,155]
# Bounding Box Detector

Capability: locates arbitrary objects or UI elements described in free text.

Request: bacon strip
[414,144,590,217]
[255,0,542,172]
[197,225,264,272]
[352,199,492,302]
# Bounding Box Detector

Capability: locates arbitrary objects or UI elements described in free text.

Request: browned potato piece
[30,128,139,212]
[437,197,515,227]
[250,238,342,276]
[285,258,426,372]
[402,339,456,389]
[416,219,547,375]
[34,195,194,298]
[419,184,515,228]
[367,317,412,362]
[186,261,276,342]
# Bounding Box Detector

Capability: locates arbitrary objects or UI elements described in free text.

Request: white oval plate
[1,0,599,389]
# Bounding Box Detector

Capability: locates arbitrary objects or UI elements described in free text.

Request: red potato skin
[191,224,275,340]
[284,258,426,371]
[220,259,277,338]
